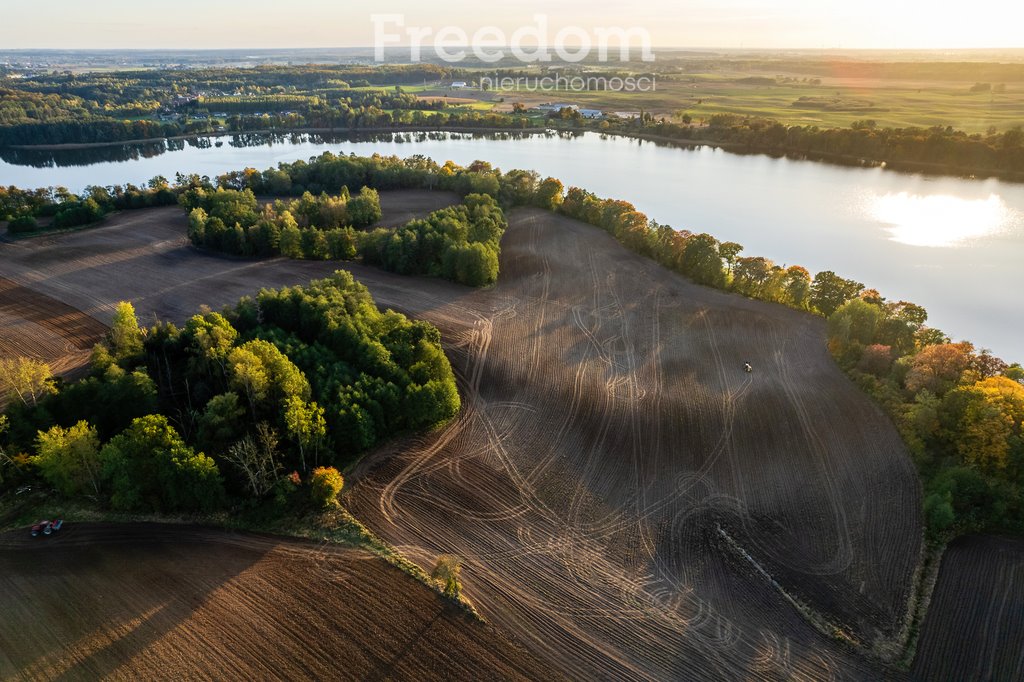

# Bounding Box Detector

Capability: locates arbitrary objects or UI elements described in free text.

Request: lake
[1,131,1021,360]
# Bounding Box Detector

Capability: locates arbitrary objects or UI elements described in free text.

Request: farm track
[0,200,987,679]
[0,523,558,681]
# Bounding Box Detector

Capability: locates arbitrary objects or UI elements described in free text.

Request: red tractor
[30,519,63,537]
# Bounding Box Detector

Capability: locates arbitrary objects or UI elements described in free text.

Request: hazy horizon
[2,1,1022,52]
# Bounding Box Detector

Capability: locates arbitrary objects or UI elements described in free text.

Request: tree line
[3,178,179,234]
[596,114,1024,179]
[827,299,1024,540]
[0,272,459,514]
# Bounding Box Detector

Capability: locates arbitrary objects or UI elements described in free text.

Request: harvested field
[372,190,460,227]
[912,536,1024,681]
[0,523,557,681]
[0,202,930,679]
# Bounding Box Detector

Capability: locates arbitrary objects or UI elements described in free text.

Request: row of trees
[3,178,179,233]
[0,273,460,513]
[827,297,1023,539]
[598,114,1024,178]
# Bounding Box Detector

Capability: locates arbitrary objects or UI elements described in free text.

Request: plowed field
[0,201,957,680]
[0,190,458,377]
[0,523,557,681]
[912,535,1024,681]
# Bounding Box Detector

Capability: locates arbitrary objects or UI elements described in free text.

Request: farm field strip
[911,536,1024,681]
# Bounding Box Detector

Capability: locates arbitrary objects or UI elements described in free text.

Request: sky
[1,0,1022,51]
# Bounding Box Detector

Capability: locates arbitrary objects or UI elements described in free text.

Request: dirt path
[0,523,562,681]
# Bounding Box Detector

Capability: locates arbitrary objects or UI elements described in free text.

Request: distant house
[612,111,641,119]
[579,109,604,119]
[451,81,468,88]
[534,102,579,113]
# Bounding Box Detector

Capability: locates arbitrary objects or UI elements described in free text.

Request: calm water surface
[1,131,1021,360]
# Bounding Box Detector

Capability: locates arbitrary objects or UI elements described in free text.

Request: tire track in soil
[347,208,922,680]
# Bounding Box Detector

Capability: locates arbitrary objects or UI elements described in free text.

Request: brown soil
[911,535,1024,681]
[0,277,107,378]
[0,202,933,679]
[343,209,922,680]
[0,523,559,681]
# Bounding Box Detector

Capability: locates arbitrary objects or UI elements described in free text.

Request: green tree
[534,177,564,210]
[810,270,864,316]
[0,357,56,407]
[110,301,144,360]
[283,396,327,471]
[828,298,884,348]
[679,233,726,288]
[782,265,812,309]
[100,415,223,512]
[719,241,743,276]
[197,392,245,454]
[228,345,270,414]
[32,420,102,497]
[346,187,382,227]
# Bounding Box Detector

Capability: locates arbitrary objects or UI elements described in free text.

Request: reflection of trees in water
[0,140,170,168]
[0,129,549,169]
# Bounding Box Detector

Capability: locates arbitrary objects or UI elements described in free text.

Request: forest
[0,64,534,147]
[591,113,1024,178]
[181,183,506,288]
[0,272,459,513]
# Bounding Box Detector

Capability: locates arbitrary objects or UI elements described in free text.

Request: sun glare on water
[869,192,1011,247]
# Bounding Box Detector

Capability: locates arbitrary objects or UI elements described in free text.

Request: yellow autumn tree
[953,376,1024,470]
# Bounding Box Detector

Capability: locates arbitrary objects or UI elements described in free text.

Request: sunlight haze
[2,0,1022,50]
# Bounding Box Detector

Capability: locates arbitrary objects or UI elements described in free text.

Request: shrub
[431,555,463,599]
[310,466,344,509]
[7,215,39,234]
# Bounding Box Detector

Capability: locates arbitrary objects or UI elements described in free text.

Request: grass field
[438,64,1024,133]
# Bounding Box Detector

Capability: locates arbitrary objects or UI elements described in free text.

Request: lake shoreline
[3,125,547,152]
[8,124,1024,184]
